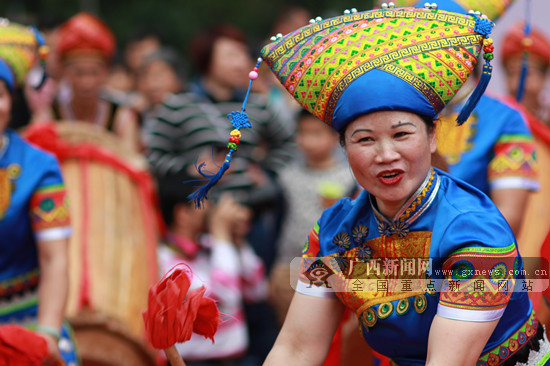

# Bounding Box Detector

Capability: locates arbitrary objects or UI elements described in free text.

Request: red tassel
[0,324,49,363]
[142,264,221,350]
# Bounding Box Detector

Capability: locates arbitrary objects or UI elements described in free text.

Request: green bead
[227,142,238,150]
[483,53,494,60]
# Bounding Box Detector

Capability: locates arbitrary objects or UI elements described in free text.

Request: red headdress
[501,22,550,68]
[57,12,116,63]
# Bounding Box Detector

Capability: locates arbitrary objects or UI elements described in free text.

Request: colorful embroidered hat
[57,12,116,63]
[0,18,48,91]
[260,5,495,131]
[377,0,515,21]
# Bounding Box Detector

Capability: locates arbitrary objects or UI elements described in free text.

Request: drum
[24,122,159,366]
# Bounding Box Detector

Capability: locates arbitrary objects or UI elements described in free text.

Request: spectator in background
[145,24,296,262]
[156,173,267,366]
[270,109,356,326]
[501,22,550,126]
[123,27,163,90]
[103,54,135,108]
[30,12,140,152]
[138,47,187,147]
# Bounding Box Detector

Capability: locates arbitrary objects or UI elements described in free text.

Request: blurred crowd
[3,2,550,366]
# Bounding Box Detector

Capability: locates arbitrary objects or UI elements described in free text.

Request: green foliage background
[1,0,374,73]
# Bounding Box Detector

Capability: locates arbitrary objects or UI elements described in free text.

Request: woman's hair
[189,24,248,76]
[338,113,435,147]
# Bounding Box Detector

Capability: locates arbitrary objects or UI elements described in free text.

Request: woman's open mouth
[377,170,403,185]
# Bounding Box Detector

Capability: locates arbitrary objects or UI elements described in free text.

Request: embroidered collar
[370,168,440,238]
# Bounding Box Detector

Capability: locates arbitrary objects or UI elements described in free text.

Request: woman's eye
[394,131,410,138]
[358,137,373,143]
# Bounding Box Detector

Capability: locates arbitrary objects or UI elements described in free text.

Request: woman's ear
[429,122,437,154]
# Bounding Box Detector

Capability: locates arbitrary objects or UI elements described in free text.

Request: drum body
[25,122,159,366]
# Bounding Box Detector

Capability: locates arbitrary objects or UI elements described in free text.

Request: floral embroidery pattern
[377,220,410,238]
[356,245,373,261]
[352,225,369,244]
[333,232,351,254]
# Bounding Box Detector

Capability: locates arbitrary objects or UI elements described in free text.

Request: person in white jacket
[156,173,268,366]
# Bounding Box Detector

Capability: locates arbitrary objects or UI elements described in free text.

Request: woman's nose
[374,141,399,163]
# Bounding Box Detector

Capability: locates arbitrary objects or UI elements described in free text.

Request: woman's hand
[37,332,63,366]
[209,194,252,246]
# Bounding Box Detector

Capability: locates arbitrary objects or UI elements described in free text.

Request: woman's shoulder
[436,169,504,217]
[433,169,516,252]
[6,129,58,163]
[317,190,370,232]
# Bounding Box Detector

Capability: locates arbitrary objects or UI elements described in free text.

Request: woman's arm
[114,106,141,153]
[426,315,499,366]
[36,237,69,361]
[264,292,345,365]
[491,188,529,236]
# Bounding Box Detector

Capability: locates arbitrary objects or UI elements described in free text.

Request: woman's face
[344,110,436,218]
[0,81,11,133]
[139,60,182,106]
[63,59,108,100]
[208,37,251,90]
[504,55,548,111]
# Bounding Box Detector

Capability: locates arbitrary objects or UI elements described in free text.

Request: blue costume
[437,94,539,195]
[298,168,547,365]
[0,130,79,364]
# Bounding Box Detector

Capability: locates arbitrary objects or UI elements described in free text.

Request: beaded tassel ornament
[456,8,495,125]
[189,58,263,208]
[516,0,532,102]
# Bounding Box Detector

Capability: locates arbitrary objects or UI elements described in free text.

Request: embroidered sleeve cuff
[35,226,72,242]
[437,303,505,322]
[490,177,540,192]
[296,280,337,298]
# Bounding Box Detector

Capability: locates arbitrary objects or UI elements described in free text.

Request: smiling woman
[252,4,550,366]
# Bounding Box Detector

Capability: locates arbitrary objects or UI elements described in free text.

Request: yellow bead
[230,129,241,138]
[38,45,49,58]
[522,38,533,47]
[483,38,493,46]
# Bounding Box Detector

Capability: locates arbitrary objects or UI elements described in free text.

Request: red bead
[229,136,240,144]
[253,67,258,71]
[483,45,494,53]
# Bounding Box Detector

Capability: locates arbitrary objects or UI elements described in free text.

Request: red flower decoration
[0,324,48,364]
[142,263,220,350]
